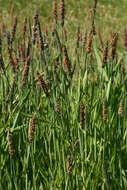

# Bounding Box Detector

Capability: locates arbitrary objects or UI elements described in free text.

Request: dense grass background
[0,0,127,189]
[1,0,127,35]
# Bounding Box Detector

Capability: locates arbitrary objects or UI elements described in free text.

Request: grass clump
[0,0,127,189]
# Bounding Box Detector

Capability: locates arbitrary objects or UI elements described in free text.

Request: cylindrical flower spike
[29,116,36,143]
[118,100,123,117]
[102,100,107,122]
[21,56,31,88]
[22,18,27,40]
[11,16,17,43]
[111,32,118,61]
[102,41,108,68]
[123,29,127,49]
[66,156,71,173]
[36,70,49,97]
[52,0,57,24]
[63,45,71,77]
[60,0,65,27]
[86,33,93,53]
[8,128,14,158]
[56,97,61,115]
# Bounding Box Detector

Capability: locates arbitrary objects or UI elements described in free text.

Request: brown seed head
[90,10,96,35]
[33,11,39,25]
[11,16,17,43]
[0,35,2,55]
[32,24,38,45]
[73,139,79,153]
[1,23,6,36]
[90,9,94,24]
[7,47,16,73]
[66,156,71,173]
[82,29,87,47]
[124,29,127,49]
[63,28,67,41]
[91,22,96,35]
[63,45,71,76]
[102,41,108,68]
[60,0,65,27]
[22,18,27,39]
[76,26,80,49]
[93,0,98,16]
[111,32,118,61]
[102,100,107,122]
[118,101,123,117]
[29,116,36,143]
[52,0,57,24]
[36,70,49,97]
[52,22,55,37]
[56,97,61,115]
[14,52,19,72]
[26,38,31,57]
[98,27,103,48]
[18,43,25,65]
[38,21,44,52]
[21,56,31,88]
[8,128,14,158]
[86,33,93,53]
[54,60,60,75]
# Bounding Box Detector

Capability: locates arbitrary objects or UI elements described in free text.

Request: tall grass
[0,0,127,189]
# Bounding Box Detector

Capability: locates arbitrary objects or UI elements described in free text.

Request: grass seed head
[52,0,57,24]
[0,35,2,55]
[29,116,36,143]
[14,52,19,72]
[63,28,67,41]
[76,25,80,49]
[21,56,31,88]
[102,100,107,122]
[66,156,71,173]
[54,60,60,75]
[118,101,123,117]
[93,0,98,16]
[91,22,96,35]
[56,97,61,115]
[7,47,16,73]
[38,21,44,52]
[82,29,87,47]
[98,27,103,48]
[60,0,65,27]
[111,32,118,61]
[52,22,55,37]
[36,70,49,97]
[1,23,6,36]
[102,41,108,68]
[8,128,14,158]
[86,33,93,53]
[22,18,27,39]
[63,45,71,77]
[73,139,79,153]
[123,29,127,49]
[18,42,25,65]
[11,16,17,44]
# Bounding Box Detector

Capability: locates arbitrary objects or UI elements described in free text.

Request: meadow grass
[0,0,127,189]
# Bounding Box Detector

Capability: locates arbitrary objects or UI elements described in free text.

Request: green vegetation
[0,0,127,189]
